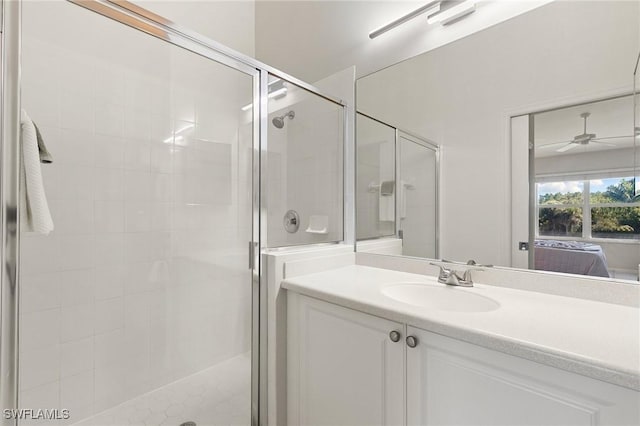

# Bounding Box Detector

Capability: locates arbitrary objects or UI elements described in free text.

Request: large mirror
[356,0,640,281]
[635,51,640,203]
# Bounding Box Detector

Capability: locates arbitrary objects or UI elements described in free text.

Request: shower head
[272,110,295,129]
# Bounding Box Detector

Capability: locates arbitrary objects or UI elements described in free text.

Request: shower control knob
[406,335,418,348]
[283,210,300,233]
[389,330,401,343]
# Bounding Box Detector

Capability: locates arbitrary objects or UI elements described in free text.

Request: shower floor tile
[76,353,251,426]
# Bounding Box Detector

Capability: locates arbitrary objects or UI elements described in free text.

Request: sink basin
[381,283,500,313]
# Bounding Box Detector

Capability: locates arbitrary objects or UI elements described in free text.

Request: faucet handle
[461,269,476,283]
[429,262,452,281]
[430,261,483,287]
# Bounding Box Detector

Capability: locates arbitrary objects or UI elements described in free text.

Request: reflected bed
[534,240,610,277]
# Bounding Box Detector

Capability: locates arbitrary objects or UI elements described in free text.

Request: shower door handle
[248,241,258,270]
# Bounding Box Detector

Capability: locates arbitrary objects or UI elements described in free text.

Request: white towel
[21,110,54,235]
[399,180,407,219]
[379,186,394,222]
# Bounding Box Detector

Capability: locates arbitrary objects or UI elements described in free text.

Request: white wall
[19,1,254,422]
[357,1,640,267]
[135,0,255,57]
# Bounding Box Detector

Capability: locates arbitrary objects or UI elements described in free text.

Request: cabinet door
[288,293,405,426]
[406,327,639,426]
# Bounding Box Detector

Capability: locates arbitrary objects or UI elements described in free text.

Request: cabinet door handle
[389,330,401,342]
[406,335,418,348]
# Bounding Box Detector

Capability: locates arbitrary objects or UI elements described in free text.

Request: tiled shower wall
[19,2,252,423]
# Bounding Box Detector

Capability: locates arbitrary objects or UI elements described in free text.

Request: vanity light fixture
[368,1,441,39]
[427,0,477,26]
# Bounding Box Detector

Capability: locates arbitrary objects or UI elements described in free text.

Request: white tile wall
[19,2,252,423]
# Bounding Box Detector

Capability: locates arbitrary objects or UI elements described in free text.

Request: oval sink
[381,283,500,313]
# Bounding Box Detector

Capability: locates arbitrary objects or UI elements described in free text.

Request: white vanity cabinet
[287,293,640,426]
[406,326,639,426]
[287,292,405,426]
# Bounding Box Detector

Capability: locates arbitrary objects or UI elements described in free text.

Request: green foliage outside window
[538,178,640,239]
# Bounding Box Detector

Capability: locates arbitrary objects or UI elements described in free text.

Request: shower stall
[356,112,439,258]
[0,1,347,425]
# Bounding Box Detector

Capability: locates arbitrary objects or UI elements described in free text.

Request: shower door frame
[1,1,21,425]
[0,1,350,426]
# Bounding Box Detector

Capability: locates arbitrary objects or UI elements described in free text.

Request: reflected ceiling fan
[543,112,627,153]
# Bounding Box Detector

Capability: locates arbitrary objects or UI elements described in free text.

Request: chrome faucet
[429,260,489,287]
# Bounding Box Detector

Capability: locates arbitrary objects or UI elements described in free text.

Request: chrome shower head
[272,117,285,129]
[272,110,295,129]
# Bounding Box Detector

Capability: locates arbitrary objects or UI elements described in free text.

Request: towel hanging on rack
[379,180,395,222]
[33,121,53,164]
[20,109,54,235]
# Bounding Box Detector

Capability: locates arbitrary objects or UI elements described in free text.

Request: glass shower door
[398,135,438,258]
[266,75,345,248]
[18,2,255,425]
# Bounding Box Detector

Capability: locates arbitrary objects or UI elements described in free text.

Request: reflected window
[537,180,584,238]
[537,177,640,240]
[590,177,640,239]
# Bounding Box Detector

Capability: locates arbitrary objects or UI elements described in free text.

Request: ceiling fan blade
[590,140,617,147]
[537,140,573,149]
[591,135,632,141]
[556,143,578,152]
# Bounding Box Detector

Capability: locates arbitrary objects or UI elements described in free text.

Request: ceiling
[255,0,553,82]
[534,95,638,158]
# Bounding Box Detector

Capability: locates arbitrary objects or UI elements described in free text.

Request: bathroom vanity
[283,265,640,426]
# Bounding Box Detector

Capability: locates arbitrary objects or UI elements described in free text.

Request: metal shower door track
[0,1,21,425]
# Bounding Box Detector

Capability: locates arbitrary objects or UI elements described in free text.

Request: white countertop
[282,265,640,391]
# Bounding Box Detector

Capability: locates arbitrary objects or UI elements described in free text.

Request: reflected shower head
[272,110,295,129]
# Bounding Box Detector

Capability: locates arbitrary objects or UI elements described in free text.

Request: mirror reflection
[532,95,639,280]
[356,113,439,258]
[356,0,640,281]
